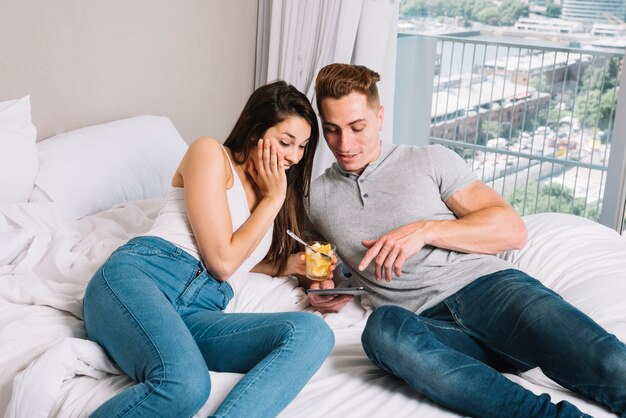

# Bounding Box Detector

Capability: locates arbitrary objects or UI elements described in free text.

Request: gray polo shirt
[307,142,515,314]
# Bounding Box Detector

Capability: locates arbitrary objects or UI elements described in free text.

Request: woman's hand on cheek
[250,138,287,202]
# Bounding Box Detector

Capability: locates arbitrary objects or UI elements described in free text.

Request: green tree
[598,87,618,130]
[472,0,528,26]
[607,56,620,86]
[468,0,496,20]
[400,0,496,20]
[442,1,460,17]
[400,0,525,24]
[575,87,619,130]
[400,0,429,17]
[430,0,445,16]
[479,119,502,143]
[529,76,551,94]
[579,57,619,94]
[498,0,530,26]
[441,0,492,19]
[476,6,500,25]
[507,182,599,221]
[400,0,448,18]
[538,105,571,130]
[545,0,562,18]
[573,57,620,129]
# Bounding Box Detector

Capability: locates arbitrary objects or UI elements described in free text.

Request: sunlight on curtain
[256,0,399,178]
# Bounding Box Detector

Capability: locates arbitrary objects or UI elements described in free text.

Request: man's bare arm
[421,180,527,254]
[359,180,527,281]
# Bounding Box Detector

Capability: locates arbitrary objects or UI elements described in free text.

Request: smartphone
[305,287,371,296]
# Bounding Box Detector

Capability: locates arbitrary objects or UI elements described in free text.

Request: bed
[1,96,625,418]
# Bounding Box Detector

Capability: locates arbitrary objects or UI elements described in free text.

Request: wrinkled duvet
[1,200,624,417]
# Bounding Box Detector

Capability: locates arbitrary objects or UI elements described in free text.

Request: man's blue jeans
[83,236,334,418]
[361,269,626,418]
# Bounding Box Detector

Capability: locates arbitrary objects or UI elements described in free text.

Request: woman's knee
[301,312,335,346]
[151,365,211,414]
[181,367,212,411]
[285,312,335,356]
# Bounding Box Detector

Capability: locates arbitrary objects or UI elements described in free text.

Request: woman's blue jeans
[83,236,334,418]
[361,269,626,418]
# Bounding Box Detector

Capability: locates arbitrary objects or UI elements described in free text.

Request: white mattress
[1,200,624,417]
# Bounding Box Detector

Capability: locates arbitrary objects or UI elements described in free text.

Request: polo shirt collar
[332,141,397,179]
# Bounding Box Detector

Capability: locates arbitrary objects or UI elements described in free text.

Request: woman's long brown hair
[223,81,319,275]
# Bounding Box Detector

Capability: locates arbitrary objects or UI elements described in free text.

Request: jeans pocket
[177,269,231,312]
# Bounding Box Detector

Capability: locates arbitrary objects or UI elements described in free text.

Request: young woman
[83,81,334,418]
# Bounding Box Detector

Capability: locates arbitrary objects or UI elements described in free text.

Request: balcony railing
[394,34,626,233]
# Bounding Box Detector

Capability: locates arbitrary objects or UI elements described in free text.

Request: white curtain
[256,0,399,178]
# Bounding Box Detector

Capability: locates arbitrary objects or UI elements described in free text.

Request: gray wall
[0,0,258,142]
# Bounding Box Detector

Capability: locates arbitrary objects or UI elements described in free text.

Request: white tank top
[148,147,273,295]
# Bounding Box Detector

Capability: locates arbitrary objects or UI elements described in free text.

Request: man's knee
[597,341,626,385]
[362,305,414,361]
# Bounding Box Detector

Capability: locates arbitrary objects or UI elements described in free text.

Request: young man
[306,63,626,418]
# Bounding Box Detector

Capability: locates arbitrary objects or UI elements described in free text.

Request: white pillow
[30,115,188,219]
[0,96,38,202]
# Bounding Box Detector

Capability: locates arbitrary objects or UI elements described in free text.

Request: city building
[562,0,626,24]
[591,22,626,37]
[483,51,592,87]
[430,73,551,147]
[515,16,584,35]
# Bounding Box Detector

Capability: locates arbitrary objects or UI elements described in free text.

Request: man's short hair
[314,63,380,113]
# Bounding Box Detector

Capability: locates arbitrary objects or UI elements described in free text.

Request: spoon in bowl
[286,229,333,259]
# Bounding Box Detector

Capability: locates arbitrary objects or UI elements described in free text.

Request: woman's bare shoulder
[189,136,224,153]
[184,136,226,162]
[178,136,227,177]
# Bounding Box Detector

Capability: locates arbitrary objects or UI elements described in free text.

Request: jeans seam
[129,236,184,259]
[99,259,167,416]
[175,266,204,308]
[443,299,466,332]
[220,281,233,310]
[482,345,534,371]
[443,299,536,372]
[424,321,465,333]
[210,321,296,417]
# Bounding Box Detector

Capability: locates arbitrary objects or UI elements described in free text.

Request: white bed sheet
[1,201,623,417]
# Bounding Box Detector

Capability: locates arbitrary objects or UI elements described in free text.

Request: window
[396,0,626,231]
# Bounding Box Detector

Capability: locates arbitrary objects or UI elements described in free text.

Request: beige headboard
[0,0,258,142]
